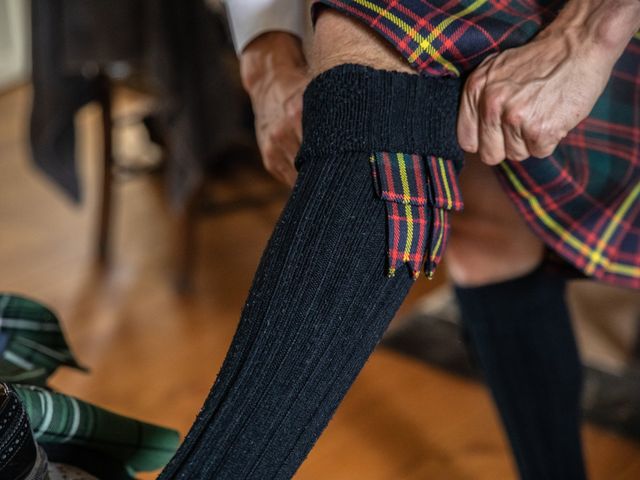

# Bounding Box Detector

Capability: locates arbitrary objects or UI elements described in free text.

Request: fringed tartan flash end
[370,152,463,280]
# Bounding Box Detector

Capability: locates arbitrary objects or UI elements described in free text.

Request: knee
[444,155,544,286]
[445,213,544,287]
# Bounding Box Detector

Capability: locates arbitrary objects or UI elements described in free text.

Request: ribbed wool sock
[158,64,462,479]
[454,265,587,480]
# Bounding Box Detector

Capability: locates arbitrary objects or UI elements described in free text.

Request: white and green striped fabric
[14,384,180,475]
[0,294,86,385]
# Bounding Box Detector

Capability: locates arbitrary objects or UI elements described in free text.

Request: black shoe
[380,287,479,378]
[583,366,640,441]
[0,383,44,480]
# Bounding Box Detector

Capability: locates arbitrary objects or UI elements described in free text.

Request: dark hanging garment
[29,0,251,209]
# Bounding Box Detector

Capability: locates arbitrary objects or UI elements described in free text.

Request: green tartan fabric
[0,294,86,385]
[0,294,180,476]
[14,384,180,475]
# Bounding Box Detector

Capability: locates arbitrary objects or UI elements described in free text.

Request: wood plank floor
[1,86,639,479]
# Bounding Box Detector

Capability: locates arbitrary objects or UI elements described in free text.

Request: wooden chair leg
[97,73,114,265]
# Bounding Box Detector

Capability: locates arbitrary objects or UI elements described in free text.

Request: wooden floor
[1,85,639,479]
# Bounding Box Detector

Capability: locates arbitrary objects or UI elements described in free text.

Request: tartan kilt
[311,0,640,289]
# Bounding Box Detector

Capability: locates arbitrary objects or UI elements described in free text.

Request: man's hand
[240,32,309,186]
[457,0,640,166]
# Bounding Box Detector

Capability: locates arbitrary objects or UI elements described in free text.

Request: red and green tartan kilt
[312,0,640,289]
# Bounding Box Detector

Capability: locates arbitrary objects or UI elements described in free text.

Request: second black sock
[454,265,587,480]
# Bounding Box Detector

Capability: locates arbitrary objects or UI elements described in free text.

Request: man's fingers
[285,92,304,143]
[457,74,483,153]
[520,120,566,158]
[478,122,506,165]
[525,137,558,159]
[275,152,298,186]
[457,94,479,153]
[261,124,300,187]
[457,55,499,153]
[261,142,287,183]
[271,123,300,164]
[478,87,508,165]
[271,142,298,186]
[502,114,530,162]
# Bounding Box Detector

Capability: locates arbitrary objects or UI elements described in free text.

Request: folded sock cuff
[298,63,464,171]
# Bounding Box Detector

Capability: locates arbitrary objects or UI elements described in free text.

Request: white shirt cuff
[225,0,307,54]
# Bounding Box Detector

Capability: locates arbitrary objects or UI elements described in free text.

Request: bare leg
[446,153,544,286]
[310,9,415,76]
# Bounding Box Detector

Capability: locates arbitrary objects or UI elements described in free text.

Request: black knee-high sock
[159,64,463,479]
[454,265,586,480]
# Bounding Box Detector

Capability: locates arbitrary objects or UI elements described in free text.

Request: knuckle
[269,128,285,144]
[554,129,569,143]
[524,124,544,144]
[503,106,525,129]
[527,137,556,157]
[482,89,508,124]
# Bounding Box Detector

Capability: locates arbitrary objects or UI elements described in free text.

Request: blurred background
[1,1,639,478]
